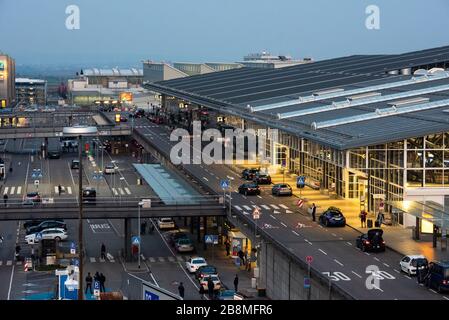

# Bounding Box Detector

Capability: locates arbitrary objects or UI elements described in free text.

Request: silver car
[272,184,293,196]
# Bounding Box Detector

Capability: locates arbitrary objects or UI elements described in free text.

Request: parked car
[157,218,175,230]
[253,172,271,185]
[169,232,189,246]
[26,220,67,235]
[216,289,243,300]
[356,229,385,252]
[104,164,117,174]
[238,183,261,196]
[22,192,41,205]
[120,115,128,122]
[241,168,260,180]
[186,257,208,273]
[319,207,346,227]
[196,265,218,280]
[272,184,293,196]
[25,228,68,244]
[71,160,80,169]
[425,261,449,293]
[200,275,222,291]
[47,150,61,159]
[399,255,428,276]
[175,238,195,253]
[23,219,64,230]
[129,109,145,118]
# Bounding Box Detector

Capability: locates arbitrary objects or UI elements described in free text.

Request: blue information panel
[145,290,160,300]
[94,281,100,290]
[220,179,230,190]
[205,235,218,244]
[297,176,306,189]
[304,276,311,289]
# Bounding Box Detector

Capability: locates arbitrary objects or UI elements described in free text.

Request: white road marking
[150,272,159,287]
[7,263,15,300]
[149,257,156,263]
[286,210,294,214]
[305,239,313,245]
[430,289,437,294]
[16,186,21,195]
[270,204,280,209]
[273,210,281,214]
[158,257,165,262]
[176,256,184,262]
[67,187,72,194]
[112,188,118,196]
[54,186,58,194]
[383,263,390,267]
[279,204,289,209]
[15,261,21,265]
[234,205,242,211]
[119,188,125,195]
[270,215,277,220]
[365,252,371,256]
[243,205,252,211]
[346,242,353,246]
[394,269,400,274]
[331,233,337,237]
[168,257,175,262]
[280,222,287,227]
[0,261,2,266]
[318,225,324,229]
[334,259,344,266]
[374,257,380,262]
[443,296,449,300]
[90,257,96,263]
[292,230,299,236]
[203,177,209,182]
[10,187,15,195]
[373,285,384,292]
[351,271,362,278]
[404,275,412,280]
[318,249,328,255]
[3,187,8,195]
[6,260,12,266]
[257,195,262,199]
[124,187,131,195]
[261,205,271,210]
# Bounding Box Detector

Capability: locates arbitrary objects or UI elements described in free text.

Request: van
[426,261,449,293]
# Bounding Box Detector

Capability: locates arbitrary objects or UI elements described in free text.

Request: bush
[35,264,66,272]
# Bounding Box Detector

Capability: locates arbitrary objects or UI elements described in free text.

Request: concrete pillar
[124,218,132,261]
[197,217,201,243]
[203,216,208,250]
[190,217,194,234]
[416,217,420,240]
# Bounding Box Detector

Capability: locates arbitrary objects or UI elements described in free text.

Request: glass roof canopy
[388,200,449,230]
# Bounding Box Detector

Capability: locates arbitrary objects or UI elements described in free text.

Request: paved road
[132,117,448,300]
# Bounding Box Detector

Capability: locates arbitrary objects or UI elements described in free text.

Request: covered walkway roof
[388,200,449,230]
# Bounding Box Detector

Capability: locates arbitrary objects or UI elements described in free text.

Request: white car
[399,255,428,276]
[200,275,222,291]
[158,218,175,230]
[104,164,117,174]
[186,257,208,273]
[25,228,68,244]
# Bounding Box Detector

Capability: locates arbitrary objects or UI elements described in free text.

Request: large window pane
[407,137,424,149]
[425,151,443,168]
[349,148,366,169]
[425,170,444,187]
[426,134,444,149]
[387,141,404,149]
[388,150,404,167]
[407,170,423,187]
[444,151,449,168]
[407,151,424,168]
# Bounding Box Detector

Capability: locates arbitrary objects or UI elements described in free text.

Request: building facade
[0,54,16,108]
[15,78,47,106]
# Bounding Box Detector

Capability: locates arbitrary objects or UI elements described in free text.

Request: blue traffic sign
[131,236,140,245]
[205,234,218,244]
[94,281,100,290]
[304,276,311,289]
[35,232,42,241]
[71,258,80,267]
[144,290,160,300]
[220,179,230,190]
[70,242,76,249]
[297,176,306,188]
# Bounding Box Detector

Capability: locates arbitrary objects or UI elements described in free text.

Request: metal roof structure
[145,45,449,150]
[83,68,143,77]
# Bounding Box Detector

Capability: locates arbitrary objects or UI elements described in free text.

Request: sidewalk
[231,161,449,262]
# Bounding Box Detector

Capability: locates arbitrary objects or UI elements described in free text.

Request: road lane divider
[318,249,328,255]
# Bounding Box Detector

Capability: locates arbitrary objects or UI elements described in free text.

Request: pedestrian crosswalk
[54,186,73,195]
[3,186,22,195]
[233,204,296,214]
[86,255,193,264]
[2,185,74,196]
[0,260,14,267]
[112,187,132,196]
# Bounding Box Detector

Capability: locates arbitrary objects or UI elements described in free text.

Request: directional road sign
[70,242,76,255]
[253,207,261,220]
[297,176,306,188]
[205,235,219,245]
[94,281,100,297]
[220,179,230,190]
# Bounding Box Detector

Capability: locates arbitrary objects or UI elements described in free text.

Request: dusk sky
[1,0,449,66]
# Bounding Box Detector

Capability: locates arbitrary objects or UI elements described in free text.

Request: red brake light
[382,241,385,244]
[364,240,370,244]
[443,280,448,285]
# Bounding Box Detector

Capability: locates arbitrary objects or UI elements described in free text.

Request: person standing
[234,274,239,292]
[100,243,106,260]
[225,239,230,256]
[311,203,317,222]
[99,273,106,292]
[360,210,367,228]
[94,271,100,284]
[207,277,215,299]
[58,184,62,196]
[178,282,185,299]
[238,249,245,267]
[3,194,8,207]
[85,272,93,295]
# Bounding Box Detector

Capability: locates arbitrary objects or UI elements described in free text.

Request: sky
[1,0,449,67]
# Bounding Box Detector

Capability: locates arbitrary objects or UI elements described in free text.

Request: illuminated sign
[119,92,133,102]
[0,61,4,71]
[115,114,121,122]
[1,100,6,108]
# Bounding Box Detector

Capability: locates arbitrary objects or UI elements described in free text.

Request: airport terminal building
[145,45,449,230]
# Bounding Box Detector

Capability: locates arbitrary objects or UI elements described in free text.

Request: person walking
[234,274,239,292]
[141,221,147,235]
[85,272,93,295]
[3,194,8,207]
[225,239,230,256]
[360,210,367,228]
[207,277,215,299]
[100,243,106,260]
[99,273,106,292]
[311,203,317,222]
[178,282,185,299]
[58,184,62,196]
[238,249,245,267]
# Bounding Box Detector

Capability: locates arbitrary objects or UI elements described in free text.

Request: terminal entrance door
[275,143,289,170]
[348,172,368,199]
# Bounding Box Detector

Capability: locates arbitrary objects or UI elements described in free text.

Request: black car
[356,229,385,252]
[82,187,96,204]
[23,219,64,230]
[47,150,61,159]
[238,183,261,196]
[241,168,260,180]
[196,265,218,280]
[425,261,449,293]
[169,232,189,246]
[26,220,67,235]
[129,109,145,118]
[253,172,271,185]
[319,207,346,227]
[71,160,80,169]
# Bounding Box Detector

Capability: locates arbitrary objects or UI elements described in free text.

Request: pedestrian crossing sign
[220,179,230,190]
[132,236,140,245]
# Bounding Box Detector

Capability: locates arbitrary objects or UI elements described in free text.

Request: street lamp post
[138,201,143,269]
[63,125,98,301]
